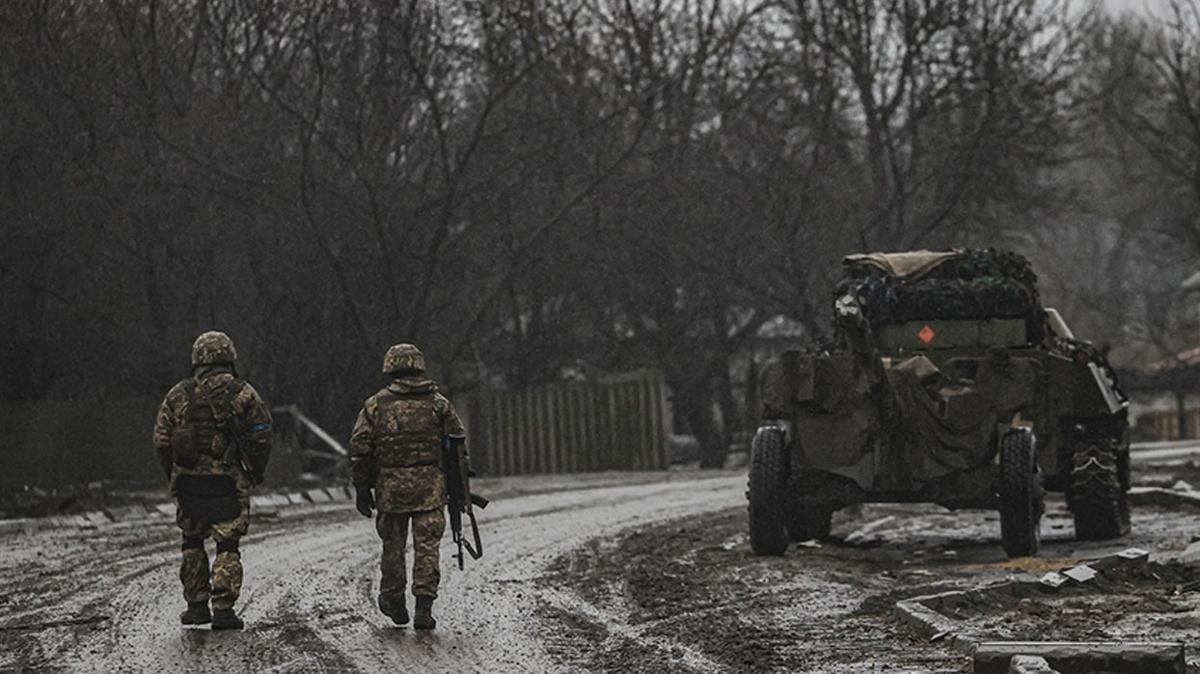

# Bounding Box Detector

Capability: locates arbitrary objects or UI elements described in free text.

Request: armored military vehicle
[749,249,1129,558]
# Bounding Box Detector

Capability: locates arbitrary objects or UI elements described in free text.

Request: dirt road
[2,470,1197,673]
[0,473,746,673]
[539,497,1200,673]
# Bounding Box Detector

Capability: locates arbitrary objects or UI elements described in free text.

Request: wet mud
[2,470,1198,672]
[540,496,1200,673]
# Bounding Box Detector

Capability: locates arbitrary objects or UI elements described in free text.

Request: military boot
[211,608,244,631]
[378,594,409,626]
[413,596,436,630]
[180,602,211,625]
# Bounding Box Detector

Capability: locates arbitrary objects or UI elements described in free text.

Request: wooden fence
[462,370,669,476]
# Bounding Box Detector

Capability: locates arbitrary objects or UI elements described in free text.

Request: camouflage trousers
[377,509,446,600]
[177,499,249,611]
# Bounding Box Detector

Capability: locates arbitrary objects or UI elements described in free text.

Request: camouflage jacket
[349,377,465,513]
[153,368,273,485]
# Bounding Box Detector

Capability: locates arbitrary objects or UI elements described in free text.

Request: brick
[973,641,1185,674]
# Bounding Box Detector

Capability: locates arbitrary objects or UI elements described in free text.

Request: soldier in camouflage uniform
[350,343,465,630]
[152,331,272,631]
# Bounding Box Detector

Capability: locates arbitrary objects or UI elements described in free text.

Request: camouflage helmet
[382,343,426,375]
[191,331,238,366]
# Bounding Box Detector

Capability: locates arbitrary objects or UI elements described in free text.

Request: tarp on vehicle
[876,354,1038,490]
[843,250,963,279]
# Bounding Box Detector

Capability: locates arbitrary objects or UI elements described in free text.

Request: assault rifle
[222,414,267,485]
[442,434,488,570]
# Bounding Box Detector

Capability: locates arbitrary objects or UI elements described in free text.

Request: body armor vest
[171,377,245,468]
[373,391,442,469]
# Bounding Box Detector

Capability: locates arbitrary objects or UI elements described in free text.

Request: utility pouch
[171,427,199,469]
[175,474,240,523]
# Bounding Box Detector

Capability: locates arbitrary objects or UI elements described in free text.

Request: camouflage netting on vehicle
[835,248,1046,343]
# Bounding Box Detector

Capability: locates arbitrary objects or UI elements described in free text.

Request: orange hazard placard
[917,325,936,344]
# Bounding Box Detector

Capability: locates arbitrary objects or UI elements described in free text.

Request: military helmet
[191,331,238,366]
[382,343,426,375]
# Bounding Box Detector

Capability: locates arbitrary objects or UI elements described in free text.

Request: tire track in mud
[540,498,1200,674]
[0,474,747,673]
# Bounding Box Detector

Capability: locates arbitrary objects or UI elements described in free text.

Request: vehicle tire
[997,429,1043,558]
[787,501,833,542]
[1067,438,1131,541]
[748,426,789,556]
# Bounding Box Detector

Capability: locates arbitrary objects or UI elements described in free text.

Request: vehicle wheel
[787,501,832,542]
[1067,438,1131,541]
[997,429,1043,558]
[748,426,789,556]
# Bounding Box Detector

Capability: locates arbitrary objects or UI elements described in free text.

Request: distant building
[1118,267,1200,441]
[1123,346,1200,441]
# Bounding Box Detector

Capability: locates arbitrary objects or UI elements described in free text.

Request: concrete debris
[1061,565,1097,584]
[0,518,39,536]
[102,505,147,522]
[1178,540,1200,565]
[1128,487,1200,511]
[304,488,332,504]
[844,516,896,542]
[249,496,279,510]
[973,641,1185,674]
[1171,480,1195,492]
[45,515,89,528]
[81,511,109,527]
[1039,572,1069,591]
[1008,655,1060,674]
[1,486,360,537]
[323,487,352,502]
[1092,547,1150,571]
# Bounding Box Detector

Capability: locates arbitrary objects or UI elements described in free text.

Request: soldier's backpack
[170,378,245,467]
[170,377,246,523]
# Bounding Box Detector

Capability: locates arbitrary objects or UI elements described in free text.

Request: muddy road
[2,469,1198,673]
[541,498,1200,673]
[0,473,745,672]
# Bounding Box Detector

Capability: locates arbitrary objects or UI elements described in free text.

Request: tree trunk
[679,382,726,469]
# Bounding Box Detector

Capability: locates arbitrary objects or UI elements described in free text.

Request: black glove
[355,486,375,518]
